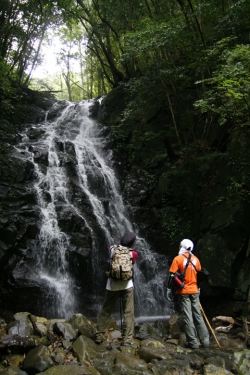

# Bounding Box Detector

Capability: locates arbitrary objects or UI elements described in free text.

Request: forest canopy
[0,0,250,143]
[0,0,250,247]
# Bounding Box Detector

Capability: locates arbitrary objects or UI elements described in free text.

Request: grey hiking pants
[96,287,134,343]
[178,294,209,347]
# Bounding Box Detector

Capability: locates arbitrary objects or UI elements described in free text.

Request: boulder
[233,349,250,375]
[8,312,35,336]
[203,364,234,375]
[137,346,171,362]
[0,367,28,375]
[22,345,54,374]
[38,364,101,375]
[53,322,78,341]
[113,351,150,375]
[72,335,110,362]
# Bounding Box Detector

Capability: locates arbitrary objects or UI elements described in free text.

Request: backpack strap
[168,253,192,289]
[183,254,198,271]
[106,245,115,277]
[181,253,192,280]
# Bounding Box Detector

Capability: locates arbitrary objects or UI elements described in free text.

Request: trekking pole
[200,303,221,348]
[120,297,123,332]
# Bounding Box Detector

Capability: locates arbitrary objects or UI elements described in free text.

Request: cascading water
[15,99,171,320]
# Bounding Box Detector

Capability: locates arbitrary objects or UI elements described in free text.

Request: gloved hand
[166,288,173,302]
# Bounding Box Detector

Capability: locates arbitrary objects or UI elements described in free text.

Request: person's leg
[190,294,210,347]
[179,294,199,348]
[121,287,134,344]
[95,290,120,342]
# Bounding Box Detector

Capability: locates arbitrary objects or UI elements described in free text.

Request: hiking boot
[185,343,200,349]
[200,341,209,348]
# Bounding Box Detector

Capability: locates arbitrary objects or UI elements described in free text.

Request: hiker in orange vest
[166,239,209,349]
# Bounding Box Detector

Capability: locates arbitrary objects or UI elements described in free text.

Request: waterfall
[15,99,171,320]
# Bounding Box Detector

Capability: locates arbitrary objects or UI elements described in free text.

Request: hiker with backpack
[94,231,138,346]
[166,239,210,349]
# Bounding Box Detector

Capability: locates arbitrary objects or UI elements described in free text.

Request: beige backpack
[110,245,133,281]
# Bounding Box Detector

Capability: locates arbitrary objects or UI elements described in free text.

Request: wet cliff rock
[0,93,101,317]
[100,86,250,317]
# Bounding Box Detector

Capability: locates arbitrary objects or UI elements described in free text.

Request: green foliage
[144,171,157,189]
[162,202,192,245]
[0,57,17,117]
[162,205,181,244]
[2,0,250,155]
[29,78,55,92]
[0,0,61,85]
[194,41,250,127]
[227,173,250,201]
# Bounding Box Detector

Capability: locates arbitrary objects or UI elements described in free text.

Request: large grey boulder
[68,313,96,338]
[72,335,110,362]
[37,364,101,375]
[22,345,54,374]
[203,364,234,375]
[8,312,35,336]
[233,349,250,375]
[53,322,78,341]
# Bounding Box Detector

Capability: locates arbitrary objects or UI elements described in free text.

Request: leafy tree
[194,41,250,133]
[0,0,62,84]
[0,56,17,117]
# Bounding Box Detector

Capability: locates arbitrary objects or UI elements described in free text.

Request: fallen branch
[0,334,37,348]
[212,316,235,333]
[236,317,250,325]
[28,314,44,337]
[215,324,234,332]
[212,316,235,325]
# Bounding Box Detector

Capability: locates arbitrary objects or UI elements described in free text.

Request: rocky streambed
[0,310,249,375]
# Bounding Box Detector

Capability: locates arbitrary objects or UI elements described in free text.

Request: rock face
[0,93,97,317]
[0,89,57,316]
[0,92,170,320]
[100,86,250,316]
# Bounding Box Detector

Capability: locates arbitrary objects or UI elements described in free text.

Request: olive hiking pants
[178,293,209,347]
[96,287,134,344]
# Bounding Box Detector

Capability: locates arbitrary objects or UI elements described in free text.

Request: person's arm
[167,273,175,288]
[166,257,178,301]
[131,250,138,264]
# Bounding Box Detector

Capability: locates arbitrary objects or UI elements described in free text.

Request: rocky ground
[0,310,249,375]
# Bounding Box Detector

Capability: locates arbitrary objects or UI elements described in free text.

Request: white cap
[180,239,194,251]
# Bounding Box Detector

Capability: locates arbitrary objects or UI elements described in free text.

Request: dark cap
[120,232,136,247]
